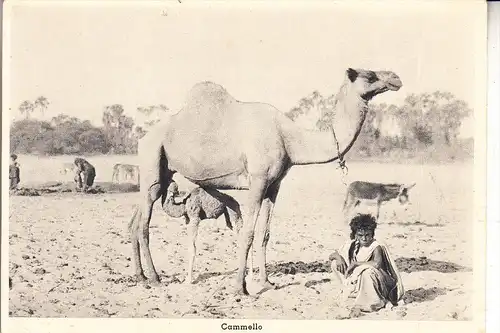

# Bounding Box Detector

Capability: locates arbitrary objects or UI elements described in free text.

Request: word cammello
[221,323,263,331]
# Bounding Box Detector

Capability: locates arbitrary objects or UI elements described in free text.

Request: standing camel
[129,68,403,296]
[112,163,140,184]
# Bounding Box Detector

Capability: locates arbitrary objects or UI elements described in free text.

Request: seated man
[329,214,404,312]
[74,157,96,192]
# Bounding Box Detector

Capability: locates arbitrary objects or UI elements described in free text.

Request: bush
[10,116,118,155]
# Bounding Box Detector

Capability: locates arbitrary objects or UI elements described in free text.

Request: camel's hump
[181,81,237,114]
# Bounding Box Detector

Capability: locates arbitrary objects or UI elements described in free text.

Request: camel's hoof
[257,280,277,294]
[135,274,147,283]
[148,275,161,286]
[183,277,194,285]
[149,280,162,287]
[233,287,250,297]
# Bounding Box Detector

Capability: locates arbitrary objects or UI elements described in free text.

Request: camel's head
[345,68,403,101]
[166,181,180,198]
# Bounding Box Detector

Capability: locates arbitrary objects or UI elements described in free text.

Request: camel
[161,181,253,284]
[128,67,403,296]
[112,163,140,184]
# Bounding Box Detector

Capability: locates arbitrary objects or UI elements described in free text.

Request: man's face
[355,229,374,247]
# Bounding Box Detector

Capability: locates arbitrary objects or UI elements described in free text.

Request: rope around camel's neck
[325,84,369,175]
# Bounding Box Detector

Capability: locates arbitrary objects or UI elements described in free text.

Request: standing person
[9,154,21,190]
[329,214,404,312]
[74,157,96,192]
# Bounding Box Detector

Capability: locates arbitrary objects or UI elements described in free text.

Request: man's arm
[346,246,384,274]
[329,250,348,275]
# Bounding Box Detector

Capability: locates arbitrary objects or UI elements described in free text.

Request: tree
[136,104,171,131]
[79,128,109,154]
[396,91,471,146]
[285,91,333,131]
[34,96,50,116]
[134,125,147,140]
[103,104,136,154]
[19,100,35,119]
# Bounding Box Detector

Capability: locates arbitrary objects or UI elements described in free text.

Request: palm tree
[19,100,34,119]
[34,96,50,116]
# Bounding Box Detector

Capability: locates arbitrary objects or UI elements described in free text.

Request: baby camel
[162,181,254,284]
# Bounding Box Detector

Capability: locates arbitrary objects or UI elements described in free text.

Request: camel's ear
[406,182,416,190]
[346,68,358,82]
[398,184,405,195]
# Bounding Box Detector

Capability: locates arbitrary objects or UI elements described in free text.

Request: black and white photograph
[1,0,489,331]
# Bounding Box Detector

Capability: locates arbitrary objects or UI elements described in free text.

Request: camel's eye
[366,73,378,83]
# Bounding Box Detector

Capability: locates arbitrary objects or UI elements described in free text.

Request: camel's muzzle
[386,76,403,91]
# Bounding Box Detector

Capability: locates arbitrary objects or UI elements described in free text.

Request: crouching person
[329,214,404,312]
[74,157,96,192]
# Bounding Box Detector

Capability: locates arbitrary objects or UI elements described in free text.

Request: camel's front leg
[224,205,254,279]
[254,185,280,292]
[185,216,200,284]
[234,178,267,296]
[248,247,255,279]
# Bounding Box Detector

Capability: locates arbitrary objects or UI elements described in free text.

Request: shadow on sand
[266,260,330,275]
[11,181,139,196]
[395,257,471,273]
[387,221,445,228]
[193,270,237,284]
[403,287,454,304]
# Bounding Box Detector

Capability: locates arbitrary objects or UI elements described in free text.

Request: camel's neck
[281,84,368,166]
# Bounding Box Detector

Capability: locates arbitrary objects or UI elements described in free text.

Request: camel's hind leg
[139,187,163,283]
[129,206,146,281]
[130,182,165,283]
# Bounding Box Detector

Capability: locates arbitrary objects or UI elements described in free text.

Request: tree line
[10,91,473,162]
[284,90,473,162]
[10,100,168,155]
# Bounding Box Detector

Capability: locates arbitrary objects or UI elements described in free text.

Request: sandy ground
[8,155,474,320]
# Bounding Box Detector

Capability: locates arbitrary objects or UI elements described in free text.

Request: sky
[4,1,484,137]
